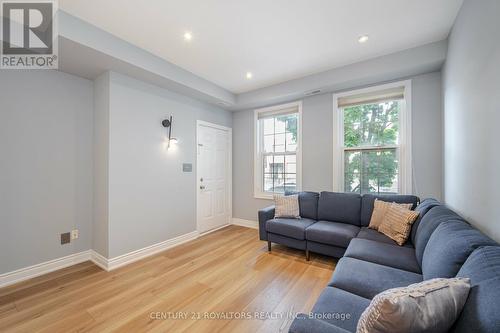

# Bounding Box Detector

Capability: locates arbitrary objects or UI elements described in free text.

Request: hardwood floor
[0,225,336,333]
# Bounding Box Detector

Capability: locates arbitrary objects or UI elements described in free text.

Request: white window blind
[337,86,405,108]
[257,106,299,119]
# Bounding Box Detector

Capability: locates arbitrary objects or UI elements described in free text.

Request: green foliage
[344,101,399,194]
[278,114,298,142]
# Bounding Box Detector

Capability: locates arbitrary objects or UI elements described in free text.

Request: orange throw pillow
[369,199,413,231]
[378,203,419,246]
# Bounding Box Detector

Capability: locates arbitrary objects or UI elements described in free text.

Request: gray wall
[233,72,443,221]
[443,0,500,242]
[92,72,110,257]
[412,72,443,199]
[0,68,233,272]
[105,72,232,258]
[0,70,93,273]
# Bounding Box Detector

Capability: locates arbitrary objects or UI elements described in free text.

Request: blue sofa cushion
[414,205,464,266]
[268,233,306,250]
[422,220,497,280]
[310,287,370,332]
[344,238,421,273]
[266,218,315,240]
[307,241,346,258]
[318,192,361,226]
[299,191,320,220]
[454,246,500,333]
[329,257,423,299]
[306,221,360,248]
[286,191,320,220]
[360,194,419,227]
[410,198,442,245]
[356,227,413,247]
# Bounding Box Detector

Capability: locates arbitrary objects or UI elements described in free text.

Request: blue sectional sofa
[259,191,420,260]
[258,192,500,332]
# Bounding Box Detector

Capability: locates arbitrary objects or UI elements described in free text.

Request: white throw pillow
[357,277,471,333]
[274,194,300,218]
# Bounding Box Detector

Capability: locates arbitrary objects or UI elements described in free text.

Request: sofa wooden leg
[306,249,310,261]
[267,240,272,252]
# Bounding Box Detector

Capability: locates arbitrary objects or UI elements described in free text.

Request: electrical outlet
[71,229,79,240]
[61,232,70,245]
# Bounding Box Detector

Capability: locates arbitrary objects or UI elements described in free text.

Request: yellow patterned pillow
[378,203,419,246]
[369,199,413,231]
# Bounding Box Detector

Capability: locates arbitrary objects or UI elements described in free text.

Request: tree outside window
[343,100,400,194]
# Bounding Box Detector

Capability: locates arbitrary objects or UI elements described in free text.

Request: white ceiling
[59,0,463,94]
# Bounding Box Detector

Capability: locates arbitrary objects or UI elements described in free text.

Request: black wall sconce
[162,116,178,149]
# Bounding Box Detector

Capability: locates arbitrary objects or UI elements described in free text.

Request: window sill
[254,193,274,200]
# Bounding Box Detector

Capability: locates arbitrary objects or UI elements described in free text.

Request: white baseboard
[0,251,92,288]
[198,223,231,236]
[90,250,109,271]
[232,218,259,229]
[98,230,200,271]
[0,223,248,288]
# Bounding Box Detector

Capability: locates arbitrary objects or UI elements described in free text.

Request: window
[333,81,412,195]
[254,101,302,199]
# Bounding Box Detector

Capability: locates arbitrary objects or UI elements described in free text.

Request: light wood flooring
[0,225,336,333]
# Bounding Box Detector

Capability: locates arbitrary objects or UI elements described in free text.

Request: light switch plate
[71,229,79,240]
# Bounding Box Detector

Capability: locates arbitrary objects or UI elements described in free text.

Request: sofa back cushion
[360,194,419,227]
[453,246,500,333]
[422,220,497,280]
[410,198,442,245]
[297,191,319,220]
[414,205,463,266]
[318,192,361,226]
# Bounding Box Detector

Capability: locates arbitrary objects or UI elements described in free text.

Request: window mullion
[343,145,399,151]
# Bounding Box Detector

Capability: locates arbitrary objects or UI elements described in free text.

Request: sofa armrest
[289,314,351,333]
[258,205,275,240]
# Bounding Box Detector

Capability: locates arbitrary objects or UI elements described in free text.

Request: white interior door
[197,121,231,233]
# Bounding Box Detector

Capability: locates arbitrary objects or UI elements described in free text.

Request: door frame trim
[196,120,232,234]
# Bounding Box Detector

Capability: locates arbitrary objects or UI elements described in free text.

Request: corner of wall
[92,72,111,258]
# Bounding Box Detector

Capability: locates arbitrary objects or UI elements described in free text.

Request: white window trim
[254,101,303,200]
[332,80,412,194]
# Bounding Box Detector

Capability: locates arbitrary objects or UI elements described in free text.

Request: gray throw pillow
[274,194,300,218]
[357,277,471,333]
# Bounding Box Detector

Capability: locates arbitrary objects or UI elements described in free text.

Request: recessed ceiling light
[246,72,253,79]
[184,31,193,41]
[358,35,369,43]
